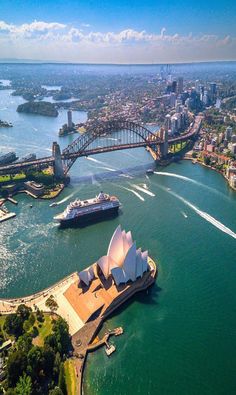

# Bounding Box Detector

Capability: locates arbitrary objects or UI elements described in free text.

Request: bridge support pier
[159,130,169,158]
[52,142,64,179]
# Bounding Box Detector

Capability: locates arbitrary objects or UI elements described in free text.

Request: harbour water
[1,87,236,395]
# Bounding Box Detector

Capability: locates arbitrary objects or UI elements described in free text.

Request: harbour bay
[1,85,236,395]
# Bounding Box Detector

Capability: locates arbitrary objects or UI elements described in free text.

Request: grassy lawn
[64,360,77,395]
[33,313,53,346]
[0,173,26,183]
[41,187,62,199]
[0,315,6,339]
[1,313,54,346]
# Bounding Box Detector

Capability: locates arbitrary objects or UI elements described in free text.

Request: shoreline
[183,156,236,192]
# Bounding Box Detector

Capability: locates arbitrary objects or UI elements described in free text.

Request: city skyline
[0,0,236,63]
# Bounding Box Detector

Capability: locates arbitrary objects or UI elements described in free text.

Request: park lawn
[0,173,26,183]
[33,313,53,346]
[0,315,6,338]
[64,359,77,395]
[0,315,14,342]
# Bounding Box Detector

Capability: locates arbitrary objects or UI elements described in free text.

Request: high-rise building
[67,110,73,128]
[210,83,217,96]
[171,80,177,93]
[177,77,184,94]
[170,93,176,107]
[225,126,233,141]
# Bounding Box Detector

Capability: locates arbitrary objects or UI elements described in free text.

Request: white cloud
[0,20,235,63]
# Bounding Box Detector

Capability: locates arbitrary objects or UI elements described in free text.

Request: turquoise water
[1,88,236,395]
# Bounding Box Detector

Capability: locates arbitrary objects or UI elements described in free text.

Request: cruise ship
[54,192,121,227]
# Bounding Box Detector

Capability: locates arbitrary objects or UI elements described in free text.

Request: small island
[17,101,58,117]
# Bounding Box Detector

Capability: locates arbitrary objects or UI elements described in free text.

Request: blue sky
[0,0,235,63]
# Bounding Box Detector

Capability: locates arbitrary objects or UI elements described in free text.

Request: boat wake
[57,192,75,205]
[116,185,145,202]
[86,157,103,164]
[161,186,236,240]
[181,211,188,218]
[119,173,133,179]
[154,171,229,200]
[131,184,155,197]
[96,165,116,172]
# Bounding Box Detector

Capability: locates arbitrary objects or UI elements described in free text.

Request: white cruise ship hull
[55,205,120,228]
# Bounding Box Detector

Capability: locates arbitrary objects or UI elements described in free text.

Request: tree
[49,388,63,395]
[52,318,70,356]
[27,346,43,380]
[58,363,67,395]
[7,350,27,387]
[16,305,32,321]
[15,373,32,395]
[203,156,211,166]
[0,326,4,346]
[45,296,58,315]
[41,346,55,377]
[17,334,33,354]
[45,319,70,357]
[4,314,24,338]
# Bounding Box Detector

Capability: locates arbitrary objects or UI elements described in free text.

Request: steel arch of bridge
[62,120,159,173]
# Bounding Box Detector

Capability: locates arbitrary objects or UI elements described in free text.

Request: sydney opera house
[62,225,156,331]
[78,225,149,287]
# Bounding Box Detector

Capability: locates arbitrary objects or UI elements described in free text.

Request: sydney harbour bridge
[0,116,202,178]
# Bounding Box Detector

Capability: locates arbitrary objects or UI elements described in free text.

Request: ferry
[54,191,120,227]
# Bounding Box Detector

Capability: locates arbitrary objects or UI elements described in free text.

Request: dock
[7,196,18,205]
[0,210,16,223]
[87,326,124,352]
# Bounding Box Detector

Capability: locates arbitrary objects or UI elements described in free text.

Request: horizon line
[0,59,236,66]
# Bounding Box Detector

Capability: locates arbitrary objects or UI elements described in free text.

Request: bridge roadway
[0,115,202,176]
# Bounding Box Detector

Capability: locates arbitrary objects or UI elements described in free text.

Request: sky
[0,0,236,63]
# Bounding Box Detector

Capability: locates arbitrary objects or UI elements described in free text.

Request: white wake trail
[161,186,236,240]
[154,171,228,199]
[86,157,103,164]
[131,184,155,197]
[119,173,133,179]
[117,185,145,201]
[97,166,116,172]
[57,192,75,205]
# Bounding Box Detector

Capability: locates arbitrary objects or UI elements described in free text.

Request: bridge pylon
[159,129,169,158]
[52,142,64,179]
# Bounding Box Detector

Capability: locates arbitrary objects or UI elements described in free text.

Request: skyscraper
[67,110,73,128]
[177,77,184,94]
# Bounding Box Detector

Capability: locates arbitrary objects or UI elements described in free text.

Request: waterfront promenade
[0,272,84,335]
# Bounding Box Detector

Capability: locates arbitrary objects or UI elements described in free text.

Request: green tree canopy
[4,314,24,338]
[15,373,32,395]
[7,350,27,387]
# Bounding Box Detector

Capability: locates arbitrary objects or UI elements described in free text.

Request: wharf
[7,196,18,205]
[0,210,16,223]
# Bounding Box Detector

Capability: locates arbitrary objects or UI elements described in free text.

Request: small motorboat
[146,169,154,175]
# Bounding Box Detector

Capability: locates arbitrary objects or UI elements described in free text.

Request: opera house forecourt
[0,225,157,393]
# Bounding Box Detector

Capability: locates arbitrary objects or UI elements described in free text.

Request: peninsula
[0,225,157,394]
[17,101,58,117]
